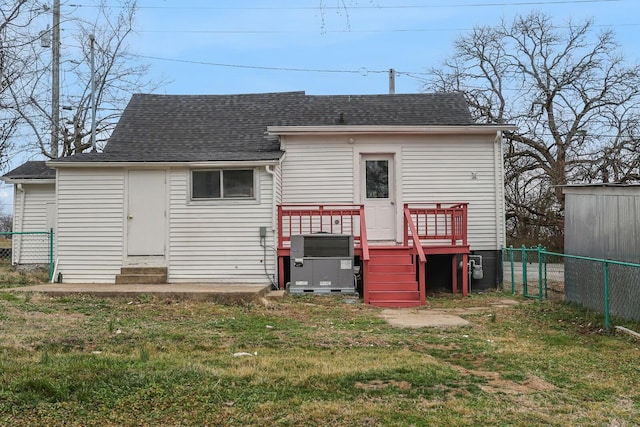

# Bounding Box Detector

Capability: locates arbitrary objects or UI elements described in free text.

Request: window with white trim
[191,169,255,199]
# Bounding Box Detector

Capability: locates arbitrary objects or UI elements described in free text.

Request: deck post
[419,257,426,305]
[451,254,458,294]
[278,255,286,289]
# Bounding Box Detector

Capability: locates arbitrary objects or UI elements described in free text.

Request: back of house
[3,91,514,306]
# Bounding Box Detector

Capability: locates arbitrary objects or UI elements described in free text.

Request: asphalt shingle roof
[2,161,55,180]
[49,91,474,164]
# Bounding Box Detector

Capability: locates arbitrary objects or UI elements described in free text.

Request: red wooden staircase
[365,246,423,307]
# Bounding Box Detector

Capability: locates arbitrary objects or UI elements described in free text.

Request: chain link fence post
[509,245,515,294]
[603,261,610,330]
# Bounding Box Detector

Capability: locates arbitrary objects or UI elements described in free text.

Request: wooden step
[368,263,415,273]
[366,281,419,292]
[367,271,416,283]
[368,290,421,304]
[367,254,414,265]
[368,299,423,308]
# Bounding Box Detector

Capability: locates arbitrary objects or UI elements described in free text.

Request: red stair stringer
[365,246,423,307]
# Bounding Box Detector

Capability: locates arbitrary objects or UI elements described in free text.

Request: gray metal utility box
[289,234,355,294]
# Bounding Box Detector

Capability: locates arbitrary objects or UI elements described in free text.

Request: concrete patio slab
[380,308,471,328]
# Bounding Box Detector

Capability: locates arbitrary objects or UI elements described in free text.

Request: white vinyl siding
[280,133,505,250]
[281,137,354,203]
[402,135,504,249]
[168,166,275,283]
[12,183,55,265]
[56,168,125,283]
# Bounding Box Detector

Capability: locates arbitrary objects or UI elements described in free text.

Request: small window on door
[365,160,389,199]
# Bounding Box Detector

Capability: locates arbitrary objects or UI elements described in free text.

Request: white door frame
[354,148,401,242]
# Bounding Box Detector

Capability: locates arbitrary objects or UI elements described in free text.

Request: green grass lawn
[0,291,638,426]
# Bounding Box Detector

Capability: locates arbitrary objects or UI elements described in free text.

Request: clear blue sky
[0,0,637,208]
[66,0,640,95]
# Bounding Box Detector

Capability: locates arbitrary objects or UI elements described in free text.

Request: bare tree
[425,12,640,249]
[7,0,163,159]
[1,1,44,167]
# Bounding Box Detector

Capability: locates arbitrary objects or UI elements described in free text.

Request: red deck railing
[403,203,468,247]
[277,204,369,288]
[278,204,368,251]
[403,208,427,304]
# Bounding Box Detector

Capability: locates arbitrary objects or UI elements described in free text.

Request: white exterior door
[127,170,166,256]
[361,154,396,241]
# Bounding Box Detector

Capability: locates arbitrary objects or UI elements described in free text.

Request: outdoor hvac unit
[289,234,355,294]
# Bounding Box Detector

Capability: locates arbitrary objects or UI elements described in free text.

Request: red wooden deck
[277,203,470,307]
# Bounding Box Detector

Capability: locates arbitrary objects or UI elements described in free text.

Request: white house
[3,91,514,307]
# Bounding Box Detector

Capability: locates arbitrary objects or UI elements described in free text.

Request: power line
[66,0,623,11]
[130,54,390,75]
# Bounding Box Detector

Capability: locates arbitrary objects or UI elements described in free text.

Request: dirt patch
[452,365,556,395]
[355,380,412,391]
[0,302,88,352]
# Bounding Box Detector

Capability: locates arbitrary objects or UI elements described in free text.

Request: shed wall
[564,188,640,262]
[564,186,640,321]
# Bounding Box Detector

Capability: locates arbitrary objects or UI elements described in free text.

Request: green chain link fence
[0,230,55,281]
[503,245,640,329]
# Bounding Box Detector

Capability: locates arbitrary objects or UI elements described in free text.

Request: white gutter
[495,131,506,249]
[46,159,282,169]
[1,178,56,185]
[265,153,286,285]
[268,125,517,136]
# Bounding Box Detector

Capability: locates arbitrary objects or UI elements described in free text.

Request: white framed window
[191,169,255,200]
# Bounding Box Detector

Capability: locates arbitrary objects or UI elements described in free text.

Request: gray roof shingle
[50,91,474,164]
[3,161,55,180]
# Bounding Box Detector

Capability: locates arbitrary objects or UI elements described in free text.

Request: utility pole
[89,33,96,152]
[51,0,60,158]
[388,68,395,95]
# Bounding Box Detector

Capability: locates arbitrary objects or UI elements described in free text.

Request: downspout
[15,184,25,265]
[265,157,285,289]
[494,131,506,249]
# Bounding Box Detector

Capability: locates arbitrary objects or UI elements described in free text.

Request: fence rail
[503,245,640,329]
[0,230,55,281]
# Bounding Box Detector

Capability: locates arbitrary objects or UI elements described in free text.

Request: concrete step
[116,267,167,285]
[120,267,167,275]
[115,273,167,285]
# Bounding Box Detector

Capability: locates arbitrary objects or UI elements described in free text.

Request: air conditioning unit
[289,234,355,294]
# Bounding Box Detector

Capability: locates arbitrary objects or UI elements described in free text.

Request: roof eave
[47,159,281,169]
[1,178,56,184]
[267,125,517,135]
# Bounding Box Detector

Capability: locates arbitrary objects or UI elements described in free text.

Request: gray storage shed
[563,184,640,321]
